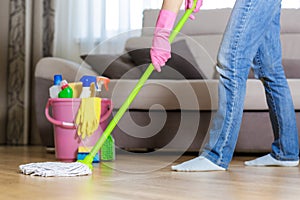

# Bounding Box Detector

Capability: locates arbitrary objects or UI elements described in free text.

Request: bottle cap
[60,80,69,90]
[54,74,63,86]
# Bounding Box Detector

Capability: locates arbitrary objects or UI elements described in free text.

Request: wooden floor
[1,146,300,200]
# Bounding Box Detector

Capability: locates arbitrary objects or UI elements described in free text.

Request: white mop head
[19,162,92,177]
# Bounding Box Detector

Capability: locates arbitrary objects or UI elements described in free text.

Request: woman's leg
[172,0,284,171]
[244,5,299,166]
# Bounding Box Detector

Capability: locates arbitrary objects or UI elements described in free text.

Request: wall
[0,0,9,144]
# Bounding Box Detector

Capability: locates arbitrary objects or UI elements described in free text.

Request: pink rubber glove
[150,9,177,72]
[185,0,203,20]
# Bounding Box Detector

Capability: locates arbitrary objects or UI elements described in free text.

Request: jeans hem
[202,153,229,169]
[270,152,299,162]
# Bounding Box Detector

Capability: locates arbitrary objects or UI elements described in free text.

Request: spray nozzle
[80,76,97,88]
[96,76,110,92]
[79,75,110,97]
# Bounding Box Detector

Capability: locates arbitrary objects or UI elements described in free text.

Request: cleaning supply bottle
[58,80,73,98]
[96,76,110,96]
[49,74,63,98]
[79,76,97,98]
[101,134,115,161]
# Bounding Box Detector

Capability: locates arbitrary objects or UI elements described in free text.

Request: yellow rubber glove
[75,97,101,139]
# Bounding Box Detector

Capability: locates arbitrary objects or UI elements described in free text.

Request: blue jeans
[202,0,299,169]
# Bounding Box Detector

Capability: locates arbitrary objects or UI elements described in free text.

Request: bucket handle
[45,98,113,129]
[99,99,113,123]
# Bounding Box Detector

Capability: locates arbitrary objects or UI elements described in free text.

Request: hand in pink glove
[150,9,177,72]
[185,0,203,20]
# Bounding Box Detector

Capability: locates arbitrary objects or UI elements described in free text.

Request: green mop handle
[82,0,198,166]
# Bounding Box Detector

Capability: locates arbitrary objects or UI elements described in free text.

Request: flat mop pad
[19,162,92,177]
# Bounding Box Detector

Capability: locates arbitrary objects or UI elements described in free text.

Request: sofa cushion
[125,35,221,79]
[280,9,300,34]
[142,9,300,35]
[81,54,142,79]
[101,79,300,111]
[101,79,218,110]
[281,34,300,61]
[247,58,300,79]
[282,59,300,78]
[142,9,231,36]
[128,40,205,79]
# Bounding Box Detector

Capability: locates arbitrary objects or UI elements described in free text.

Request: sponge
[68,82,82,98]
[77,146,100,163]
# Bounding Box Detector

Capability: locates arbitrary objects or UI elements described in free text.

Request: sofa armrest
[35,57,99,82]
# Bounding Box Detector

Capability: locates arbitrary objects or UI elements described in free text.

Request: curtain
[53,0,163,63]
[43,0,55,57]
[7,0,55,145]
[7,0,27,145]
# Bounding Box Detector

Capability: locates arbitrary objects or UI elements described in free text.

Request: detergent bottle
[58,80,73,98]
[49,74,62,98]
[79,76,97,98]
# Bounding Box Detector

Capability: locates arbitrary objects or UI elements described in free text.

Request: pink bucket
[45,98,113,162]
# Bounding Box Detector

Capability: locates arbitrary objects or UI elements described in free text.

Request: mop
[19,0,199,177]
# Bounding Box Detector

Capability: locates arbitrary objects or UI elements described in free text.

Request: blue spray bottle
[79,76,97,98]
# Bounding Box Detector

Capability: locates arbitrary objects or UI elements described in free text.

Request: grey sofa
[34,9,300,153]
